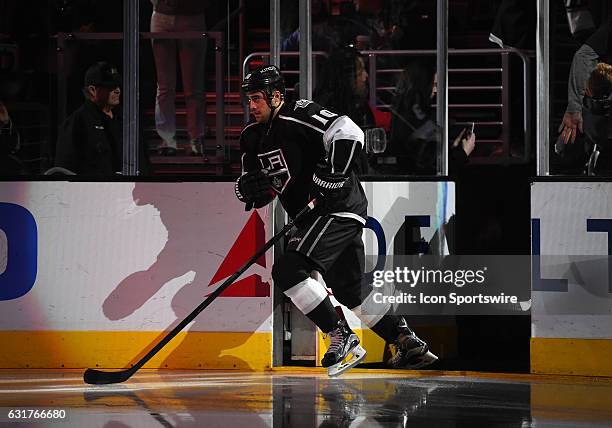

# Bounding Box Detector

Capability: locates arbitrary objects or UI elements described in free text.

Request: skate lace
[327,328,344,353]
[399,332,425,351]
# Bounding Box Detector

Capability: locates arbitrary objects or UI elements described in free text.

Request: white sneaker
[158,138,177,156]
[189,139,202,156]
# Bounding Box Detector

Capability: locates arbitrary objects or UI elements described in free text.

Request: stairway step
[167,92,242,103]
[249,28,270,35]
[204,92,242,102]
[145,141,239,148]
[143,125,243,135]
[149,154,227,164]
[143,106,244,117]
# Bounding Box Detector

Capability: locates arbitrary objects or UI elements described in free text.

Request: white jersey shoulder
[279,100,343,134]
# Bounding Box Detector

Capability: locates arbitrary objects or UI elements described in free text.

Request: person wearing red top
[314,46,391,173]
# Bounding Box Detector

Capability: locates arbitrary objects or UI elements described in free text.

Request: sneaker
[158,139,177,156]
[189,139,203,156]
[387,321,438,370]
[322,320,367,377]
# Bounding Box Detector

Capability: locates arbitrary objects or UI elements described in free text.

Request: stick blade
[83,368,133,385]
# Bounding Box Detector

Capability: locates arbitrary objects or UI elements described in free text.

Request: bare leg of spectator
[151,12,178,155]
[177,14,206,156]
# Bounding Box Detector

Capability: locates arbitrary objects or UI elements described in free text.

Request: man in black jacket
[0,100,27,175]
[54,62,122,175]
[559,18,611,146]
[582,63,612,175]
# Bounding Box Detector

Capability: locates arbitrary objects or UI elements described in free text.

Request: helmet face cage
[242,65,286,108]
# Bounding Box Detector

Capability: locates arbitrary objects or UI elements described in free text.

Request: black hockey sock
[370,314,409,343]
[306,297,341,333]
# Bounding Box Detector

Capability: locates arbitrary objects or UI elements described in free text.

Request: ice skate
[322,320,366,377]
[387,322,438,370]
[320,380,366,425]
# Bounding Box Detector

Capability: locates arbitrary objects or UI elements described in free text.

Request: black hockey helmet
[241,65,285,106]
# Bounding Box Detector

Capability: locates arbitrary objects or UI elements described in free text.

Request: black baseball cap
[84,62,121,88]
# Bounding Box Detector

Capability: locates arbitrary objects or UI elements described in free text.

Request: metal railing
[362,48,534,164]
[243,48,535,165]
[55,31,225,162]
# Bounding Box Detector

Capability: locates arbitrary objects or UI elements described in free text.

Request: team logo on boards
[206,210,270,297]
[0,203,37,301]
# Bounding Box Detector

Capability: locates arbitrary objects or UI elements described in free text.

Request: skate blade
[405,350,438,369]
[327,345,367,377]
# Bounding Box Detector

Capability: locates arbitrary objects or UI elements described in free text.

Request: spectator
[582,63,612,175]
[281,0,385,54]
[388,60,476,175]
[315,47,389,130]
[558,17,611,147]
[150,0,206,156]
[0,100,19,153]
[383,0,437,51]
[54,62,122,175]
[488,0,536,50]
[0,100,27,175]
[314,46,391,173]
[563,0,596,44]
[281,0,336,53]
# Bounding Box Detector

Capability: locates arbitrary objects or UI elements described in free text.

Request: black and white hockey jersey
[239,99,368,223]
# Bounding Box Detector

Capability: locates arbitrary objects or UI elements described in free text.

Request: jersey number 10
[311,109,338,126]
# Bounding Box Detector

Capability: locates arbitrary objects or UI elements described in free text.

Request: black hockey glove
[311,163,348,210]
[235,169,274,210]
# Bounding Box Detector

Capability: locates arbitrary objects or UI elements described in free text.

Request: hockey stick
[84,199,317,385]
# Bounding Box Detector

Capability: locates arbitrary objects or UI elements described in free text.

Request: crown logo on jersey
[294,99,313,110]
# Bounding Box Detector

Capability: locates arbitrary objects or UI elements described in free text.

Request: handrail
[358,48,535,165]
[55,31,225,162]
[243,48,535,165]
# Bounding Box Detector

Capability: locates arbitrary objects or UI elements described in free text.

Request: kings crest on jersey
[258,149,290,194]
[239,99,368,222]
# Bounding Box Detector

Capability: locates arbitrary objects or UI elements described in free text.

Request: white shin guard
[284,277,329,315]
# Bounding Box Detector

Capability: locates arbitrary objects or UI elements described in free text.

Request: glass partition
[260,1,535,177]
[140,1,233,176]
[1,1,124,176]
[0,1,546,179]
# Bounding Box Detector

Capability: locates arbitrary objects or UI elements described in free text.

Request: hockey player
[236,65,437,376]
